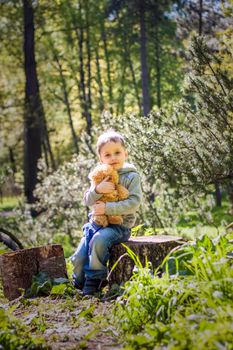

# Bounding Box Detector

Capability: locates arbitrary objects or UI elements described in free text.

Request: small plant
[24,272,76,298]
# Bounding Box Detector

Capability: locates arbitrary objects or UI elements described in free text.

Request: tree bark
[85,0,92,118]
[76,0,92,137]
[95,44,105,113]
[116,63,126,115]
[139,0,151,116]
[0,244,67,300]
[9,147,17,176]
[53,49,79,154]
[120,17,142,114]
[199,0,203,36]
[215,181,222,207]
[41,113,56,170]
[23,0,43,205]
[101,20,114,114]
[154,21,161,108]
[108,235,183,285]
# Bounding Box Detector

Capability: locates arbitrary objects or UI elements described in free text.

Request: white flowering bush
[15,154,96,246]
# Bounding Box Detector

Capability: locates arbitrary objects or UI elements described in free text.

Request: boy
[71,130,142,296]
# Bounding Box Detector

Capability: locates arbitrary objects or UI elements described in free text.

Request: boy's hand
[92,201,106,215]
[95,177,115,194]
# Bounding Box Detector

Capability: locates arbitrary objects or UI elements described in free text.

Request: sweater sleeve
[84,185,103,206]
[105,173,142,216]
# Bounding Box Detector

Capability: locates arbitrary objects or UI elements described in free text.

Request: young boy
[71,130,142,295]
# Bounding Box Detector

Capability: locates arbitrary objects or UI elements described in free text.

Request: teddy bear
[88,164,129,227]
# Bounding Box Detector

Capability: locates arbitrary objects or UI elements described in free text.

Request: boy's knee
[90,233,108,252]
[71,252,86,266]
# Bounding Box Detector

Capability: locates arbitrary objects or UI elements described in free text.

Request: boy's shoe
[82,277,108,296]
[72,276,84,291]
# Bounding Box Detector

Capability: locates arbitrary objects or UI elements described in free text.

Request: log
[0,244,67,300]
[108,235,183,285]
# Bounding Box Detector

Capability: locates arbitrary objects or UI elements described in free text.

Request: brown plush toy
[88,164,129,227]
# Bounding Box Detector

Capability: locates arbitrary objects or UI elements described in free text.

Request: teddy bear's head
[88,164,119,185]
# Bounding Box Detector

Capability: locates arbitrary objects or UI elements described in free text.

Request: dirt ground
[2,294,124,350]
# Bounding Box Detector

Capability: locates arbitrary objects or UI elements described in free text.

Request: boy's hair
[97,129,126,155]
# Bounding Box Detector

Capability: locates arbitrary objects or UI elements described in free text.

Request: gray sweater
[84,162,142,228]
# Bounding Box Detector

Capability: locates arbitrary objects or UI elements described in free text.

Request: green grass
[178,197,233,228]
[0,196,21,211]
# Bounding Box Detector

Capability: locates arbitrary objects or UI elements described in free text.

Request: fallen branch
[0,227,24,250]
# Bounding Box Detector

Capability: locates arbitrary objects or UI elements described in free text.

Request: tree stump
[0,244,67,300]
[108,235,183,285]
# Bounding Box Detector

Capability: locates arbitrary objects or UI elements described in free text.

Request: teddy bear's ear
[100,164,112,173]
[88,165,106,182]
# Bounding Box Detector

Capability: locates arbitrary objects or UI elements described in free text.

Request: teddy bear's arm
[116,184,129,200]
[105,173,142,216]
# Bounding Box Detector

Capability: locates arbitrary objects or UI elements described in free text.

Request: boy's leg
[71,223,97,288]
[71,236,88,288]
[83,225,130,295]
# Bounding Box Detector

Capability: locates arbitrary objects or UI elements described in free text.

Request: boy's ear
[125,150,128,159]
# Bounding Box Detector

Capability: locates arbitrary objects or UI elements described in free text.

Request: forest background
[0,0,233,252]
[1,1,233,349]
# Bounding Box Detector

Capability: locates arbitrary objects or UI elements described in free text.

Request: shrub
[15,154,96,246]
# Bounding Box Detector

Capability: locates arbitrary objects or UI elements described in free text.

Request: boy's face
[99,141,128,170]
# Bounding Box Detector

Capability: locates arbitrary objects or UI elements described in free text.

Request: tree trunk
[199,0,203,36]
[108,235,183,285]
[23,0,42,205]
[116,63,127,115]
[120,17,142,114]
[215,181,222,207]
[9,147,17,176]
[128,54,142,114]
[101,20,114,114]
[85,0,92,117]
[76,1,92,137]
[154,22,161,108]
[42,140,49,168]
[0,244,67,300]
[54,49,79,154]
[41,113,56,170]
[139,0,151,116]
[95,44,105,113]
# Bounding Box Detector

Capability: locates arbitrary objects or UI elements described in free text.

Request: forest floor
[1,292,123,349]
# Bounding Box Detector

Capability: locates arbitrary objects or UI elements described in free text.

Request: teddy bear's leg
[116,184,129,200]
[93,215,109,227]
[108,215,123,225]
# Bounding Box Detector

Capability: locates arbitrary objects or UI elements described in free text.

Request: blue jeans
[71,222,130,284]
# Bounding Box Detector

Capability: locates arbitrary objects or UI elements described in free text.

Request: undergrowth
[115,232,233,349]
[0,308,49,349]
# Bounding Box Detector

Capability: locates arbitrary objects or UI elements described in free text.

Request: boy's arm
[84,186,103,206]
[105,173,142,216]
[84,177,116,206]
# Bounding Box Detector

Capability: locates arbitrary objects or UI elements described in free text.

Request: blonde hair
[96,129,126,155]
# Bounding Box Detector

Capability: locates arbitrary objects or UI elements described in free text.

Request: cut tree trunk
[108,235,183,285]
[0,244,67,301]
